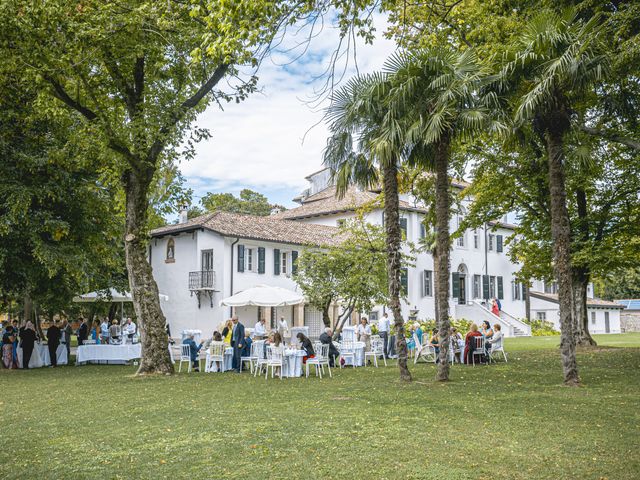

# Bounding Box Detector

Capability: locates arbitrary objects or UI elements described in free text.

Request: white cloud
[181,13,396,206]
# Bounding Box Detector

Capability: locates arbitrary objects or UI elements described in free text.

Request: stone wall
[621,312,640,332]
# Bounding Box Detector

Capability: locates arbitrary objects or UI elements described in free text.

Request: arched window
[166,238,175,263]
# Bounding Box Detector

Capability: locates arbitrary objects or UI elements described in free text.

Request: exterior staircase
[455,300,531,337]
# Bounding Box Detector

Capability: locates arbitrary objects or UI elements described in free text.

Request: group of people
[181,316,339,373]
[409,320,503,364]
[1,318,72,369]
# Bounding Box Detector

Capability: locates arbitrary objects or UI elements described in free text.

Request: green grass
[1,334,639,480]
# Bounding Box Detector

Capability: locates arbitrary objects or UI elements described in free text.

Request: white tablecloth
[203,347,234,372]
[17,343,68,368]
[77,344,142,365]
[282,349,305,377]
[340,341,365,366]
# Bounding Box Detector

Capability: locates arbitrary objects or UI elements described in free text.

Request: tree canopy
[200,189,286,216]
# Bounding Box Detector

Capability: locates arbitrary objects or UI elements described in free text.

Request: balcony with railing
[188,270,217,308]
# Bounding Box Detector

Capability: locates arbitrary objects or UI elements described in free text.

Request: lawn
[1,334,639,480]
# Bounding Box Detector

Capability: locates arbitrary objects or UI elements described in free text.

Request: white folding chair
[338,340,356,368]
[265,345,284,380]
[364,338,387,367]
[472,336,487,366]
[205,342,226,373]
[307,343,331,378]
[253,341,268,377]
[178,344,192,373]
[488,337,508,363]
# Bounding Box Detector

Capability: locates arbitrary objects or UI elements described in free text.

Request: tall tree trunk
[524,281,531,321]
[332,304,354,340]
[574,187,596,346]
[123,168,173,375]
[573,267,596,346]
[322,298,332,328]
[382,160,411,381]
[434,138,451,381]
[23,292,32,328]
[545,127,579,386]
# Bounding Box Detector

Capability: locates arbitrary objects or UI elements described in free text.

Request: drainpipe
[484,223,488,301]
[230,237,239,317]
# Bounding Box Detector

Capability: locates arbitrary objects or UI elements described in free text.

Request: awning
[73,288,169,303]
[220,285,304,307]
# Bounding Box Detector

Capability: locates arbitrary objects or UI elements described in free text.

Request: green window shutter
[291,250,298,274]
[400,268,408,296]
[497,276,504,300]
[258,247,265,274]
[497,235,503,253]
[237,244,245,272]
[452,272,460,298]
[273,248,280,275]
[482,275,490,300]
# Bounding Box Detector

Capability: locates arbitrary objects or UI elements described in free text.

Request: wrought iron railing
[189,270,216,290]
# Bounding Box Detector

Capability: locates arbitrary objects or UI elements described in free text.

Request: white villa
[149,168,622,339]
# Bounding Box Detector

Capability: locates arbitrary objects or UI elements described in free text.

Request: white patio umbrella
[220,284,304,307]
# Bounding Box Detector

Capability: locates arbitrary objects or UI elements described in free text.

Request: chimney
[178,205,189,224]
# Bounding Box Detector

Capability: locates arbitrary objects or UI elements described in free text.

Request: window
[473,230,479,249]
[457,234,465,247]
[369,311,379,322]
[536,312,546,321]
[419,222,426,239]
[201,249,213,271]
[488,234,494,251]
[512,281,521,300]
[456,211,465,247]
[280,251,288,275]
[421,270,433,297]
[245,248,256,272]
[591,311,596,325]
[400,217,408,239]
[165,238,175,263]
[489,276,496,298]
[473,275,482,299]
[544,281,558,294]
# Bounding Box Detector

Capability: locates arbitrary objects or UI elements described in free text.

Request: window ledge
[165,258,175,264]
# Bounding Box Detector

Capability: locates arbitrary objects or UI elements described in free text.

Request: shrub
[524,318,560,336]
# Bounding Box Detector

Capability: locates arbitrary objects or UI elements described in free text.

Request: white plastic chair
[338,340,356,368]
[472,336,487,366]
[415,335,437,364]
[364,338,387,367]
[83,339,96,345]
[253,341,268,377]
[178,344,192,373]
[265,345,284,380]
[488,337,508,363]
[307,343,331,378]
[205,342,226,373]
[241,341,260,373]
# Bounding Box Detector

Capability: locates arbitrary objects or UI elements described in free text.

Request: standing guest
[491,298,500,316]
[296,332,315,364]
[253,318,267,340]
[61,319,73,360]
[357,317,372,353]
[100,318,110,345]
[11,320,20,366]
[181,334,204,372]
[20,322,37,369]
[47,320,62,368]
[90,320,100,344]
[277,316,289,343]
[109,319,121,344]
[463,323,483,364]
[377,313,391,359]
[2,326,18,368]
[221,319,233,345]
[230,316,245,372]
[77,318,88,346]
[319,328,339,367]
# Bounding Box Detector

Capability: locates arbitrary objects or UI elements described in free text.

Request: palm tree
[386,47,492,380]
[500,9,608,386]
[324,73,412,381]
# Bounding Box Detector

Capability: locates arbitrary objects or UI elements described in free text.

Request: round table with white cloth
[203,347,234,372]
[76,344,142,365]
[337,341,366,366]
[17,343,68,368]
[281,348,305,377]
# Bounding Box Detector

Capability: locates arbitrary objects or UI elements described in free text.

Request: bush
[524,318,560,336]
[399,317,473,337]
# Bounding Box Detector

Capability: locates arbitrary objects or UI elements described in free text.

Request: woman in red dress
[463,323,483,364]
[491,298,500,316]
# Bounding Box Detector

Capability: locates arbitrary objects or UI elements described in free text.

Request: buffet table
[76,344,142,365]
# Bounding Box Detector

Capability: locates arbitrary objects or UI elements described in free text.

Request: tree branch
[45,76,97,121]
[580,125,640,151]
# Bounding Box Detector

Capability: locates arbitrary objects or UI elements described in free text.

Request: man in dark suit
[230,316,244,372]
[319,328,340,367]
[47,320,61,367]
[77,318,88,346]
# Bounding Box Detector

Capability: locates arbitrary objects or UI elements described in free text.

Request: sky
[180,13,397,209]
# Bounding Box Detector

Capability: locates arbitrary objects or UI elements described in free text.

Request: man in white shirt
[253,318,267,340]
[377,313,391,359]
[124,318,137,341]
[277,316,289,342]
